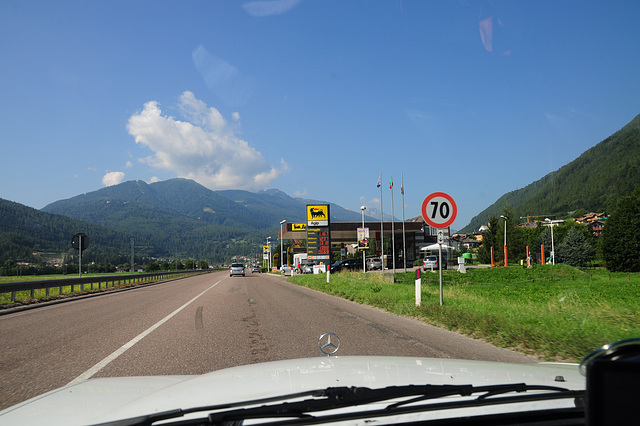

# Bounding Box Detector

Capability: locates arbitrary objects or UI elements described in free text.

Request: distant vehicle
[366,257,382,270]
[330,258,363,273]
[280,265,292,274]
[251,265,261,273]
[229,263,245,277]
[423,255,446,270]
[303,262,315,274]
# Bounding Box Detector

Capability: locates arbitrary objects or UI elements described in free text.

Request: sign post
[306,204,331,276]
[421,192,457,306]
[71,233,89,278]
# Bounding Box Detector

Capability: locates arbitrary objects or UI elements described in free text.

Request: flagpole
[378,173,384,270]
[401,173,406,273]
[390,174,395,275]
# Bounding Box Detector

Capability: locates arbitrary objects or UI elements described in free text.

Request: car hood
[0,356,583,426]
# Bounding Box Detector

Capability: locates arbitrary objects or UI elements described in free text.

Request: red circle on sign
[421,192,457,229]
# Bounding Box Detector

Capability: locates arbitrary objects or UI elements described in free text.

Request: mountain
[461,113,640,232]
[0,198,134,265]
[43,179,366,227]
[40,179,368,263]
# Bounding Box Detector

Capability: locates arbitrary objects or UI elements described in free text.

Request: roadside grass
[288,265,640,362]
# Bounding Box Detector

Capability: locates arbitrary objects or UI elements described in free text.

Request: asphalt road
[0,271,536,410]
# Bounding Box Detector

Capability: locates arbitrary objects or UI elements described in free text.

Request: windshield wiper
[98,383,584,426]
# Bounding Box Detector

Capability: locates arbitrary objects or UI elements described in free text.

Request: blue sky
[1,0,639,230]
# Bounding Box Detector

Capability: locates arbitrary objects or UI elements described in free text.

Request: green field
[288,265,640,362]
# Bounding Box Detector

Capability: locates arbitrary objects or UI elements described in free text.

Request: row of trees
[144,259,209,272]
[477,187,640,272]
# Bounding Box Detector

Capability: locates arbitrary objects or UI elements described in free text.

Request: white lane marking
[68,279,222,385]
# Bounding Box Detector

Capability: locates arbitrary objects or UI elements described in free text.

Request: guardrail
[0,270,210,303]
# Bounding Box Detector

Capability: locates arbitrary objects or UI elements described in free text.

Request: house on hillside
[575,212,607,224]
[575,212,607,237]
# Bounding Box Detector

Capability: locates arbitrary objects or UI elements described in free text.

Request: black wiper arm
[206,383,579,425]
[96,383,582,426]
[385,382,571,408]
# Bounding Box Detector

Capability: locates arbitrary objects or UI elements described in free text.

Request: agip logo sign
[307,205,329,226]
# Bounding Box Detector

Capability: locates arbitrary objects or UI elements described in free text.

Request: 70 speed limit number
[421,192,457,229]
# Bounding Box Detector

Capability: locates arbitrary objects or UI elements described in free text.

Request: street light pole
[500,215,508,267]
[545,218,555,265]
[361,206,366,273]
[267,236,271,272]
[280,220,287,273]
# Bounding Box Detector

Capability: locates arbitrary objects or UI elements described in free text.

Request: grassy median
[288,265,640,362]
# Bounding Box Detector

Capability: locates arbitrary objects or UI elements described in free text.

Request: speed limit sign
[421,192,457,229]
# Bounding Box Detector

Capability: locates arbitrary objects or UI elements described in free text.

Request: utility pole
[130,238,151,272]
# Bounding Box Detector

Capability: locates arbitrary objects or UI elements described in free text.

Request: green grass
[288,265,640,362]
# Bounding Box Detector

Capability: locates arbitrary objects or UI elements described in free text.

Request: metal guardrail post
[1,270,209,304]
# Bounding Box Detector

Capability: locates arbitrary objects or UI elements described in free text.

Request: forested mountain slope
[39,179,367,263]
[462,113,640,232]
[0,198,132,264]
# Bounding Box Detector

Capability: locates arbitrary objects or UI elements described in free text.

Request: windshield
[1,1,638,423]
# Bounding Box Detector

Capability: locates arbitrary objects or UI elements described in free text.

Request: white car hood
[0,356,583,425]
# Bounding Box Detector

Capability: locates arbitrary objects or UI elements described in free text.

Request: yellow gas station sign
[307,205,329,226]
[291,223,306,231]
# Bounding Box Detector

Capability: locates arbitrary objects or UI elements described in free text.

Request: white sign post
[421,192,457,306]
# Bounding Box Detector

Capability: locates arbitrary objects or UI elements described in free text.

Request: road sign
[437,229,445,244]
[307,205,329,226]
[71,233,89,251]
[421,192,457,229]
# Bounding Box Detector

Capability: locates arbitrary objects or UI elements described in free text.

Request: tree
[145,261,160,272]
[601,187,640,272]
[556,228,595,266]
[478,216,499,264]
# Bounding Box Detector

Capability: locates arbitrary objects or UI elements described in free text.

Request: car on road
[366,257,382,270]
[251,265,260,273]
[423,255,446,270]
[229,263,245,277]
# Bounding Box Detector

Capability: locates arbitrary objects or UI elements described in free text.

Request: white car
[1,336,636,425]
[229,263,245,277]
[280,265,292,274]
[366,257,382,270]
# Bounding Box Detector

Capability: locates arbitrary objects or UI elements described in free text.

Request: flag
[400,174,404,195]
[376,174,381,188]
[389,174,393,189]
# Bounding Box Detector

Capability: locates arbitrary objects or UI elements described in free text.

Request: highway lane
[0,271,536,410]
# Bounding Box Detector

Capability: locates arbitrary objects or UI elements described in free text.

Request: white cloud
[243,0,300,17]
[149,176,160,183]
[125,161,134,168]
[127,91,288,191]
[103,171,125,187]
